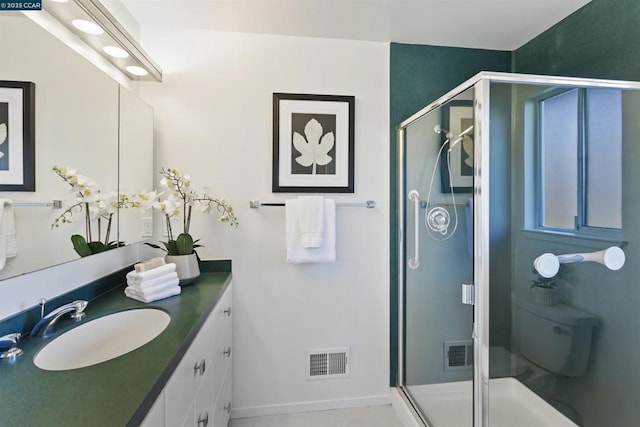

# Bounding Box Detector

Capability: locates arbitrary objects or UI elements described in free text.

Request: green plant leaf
[176,233,194,255]
[166,240,179,255]
[144,242,166,252]
[87,241,108,254]
[70,234,92,257]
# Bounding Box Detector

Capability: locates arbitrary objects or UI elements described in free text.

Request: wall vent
[306,348,350,380]
[444,341,473,370]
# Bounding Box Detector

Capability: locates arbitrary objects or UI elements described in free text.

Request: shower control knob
[427,207,450,235]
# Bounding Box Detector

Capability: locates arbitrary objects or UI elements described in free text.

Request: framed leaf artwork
[440,100,473,193]
[272,93,355,193]
[0,81,35,191]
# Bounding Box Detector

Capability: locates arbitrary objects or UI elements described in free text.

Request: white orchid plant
[145,167,238,256]
[52,166,154,257]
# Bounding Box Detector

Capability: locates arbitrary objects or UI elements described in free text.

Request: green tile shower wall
[513,0,640,80]
[389,43,510,385]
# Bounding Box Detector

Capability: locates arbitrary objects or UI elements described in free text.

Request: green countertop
[0,271,232,427]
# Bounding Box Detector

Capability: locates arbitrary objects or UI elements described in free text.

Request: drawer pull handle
[224,307,232,317]
[224,402,232,413]
[223,347,232,358]
[193,359,206,376]
[197,412,209,426]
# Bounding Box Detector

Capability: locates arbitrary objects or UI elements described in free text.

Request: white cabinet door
[212,286,233,403]
[213,371,232,427]
[165,313,216,427]
[143,282,232,427]
[194,372,216,427]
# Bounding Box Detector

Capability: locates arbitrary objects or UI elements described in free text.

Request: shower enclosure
[396,72,640,426]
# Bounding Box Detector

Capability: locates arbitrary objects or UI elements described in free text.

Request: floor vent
[306,348,350,380]
[444,341,473,370]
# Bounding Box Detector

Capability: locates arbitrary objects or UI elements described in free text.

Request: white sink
[33,308,170,371]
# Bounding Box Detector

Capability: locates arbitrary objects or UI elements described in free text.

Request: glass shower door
[399,89,475,426]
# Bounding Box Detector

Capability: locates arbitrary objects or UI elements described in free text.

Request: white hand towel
[296,196,325,248]
[134,257,166,273]
[127,275,179,294]
[126,263,176,285]
[127,271,179,291]
[286,198,336,264]
[0,199,16,271]
[124,285,181,303]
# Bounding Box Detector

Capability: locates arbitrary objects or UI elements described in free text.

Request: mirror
[118,85,154,244]
[0,12,153,280]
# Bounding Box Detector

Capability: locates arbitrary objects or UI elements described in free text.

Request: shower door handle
[408,190,420,269]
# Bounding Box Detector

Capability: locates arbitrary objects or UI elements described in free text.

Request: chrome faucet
[30,300,88,337]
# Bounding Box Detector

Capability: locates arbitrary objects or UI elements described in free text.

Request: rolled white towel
[127,275,179,294]
[124,285,181,303]
[127,271,179,291]
[134,257,166,273]
[126,263,176,285]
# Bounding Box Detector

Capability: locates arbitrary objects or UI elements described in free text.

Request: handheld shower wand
[449,125,474,152]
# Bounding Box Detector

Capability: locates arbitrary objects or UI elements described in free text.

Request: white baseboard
[390,387,422,427]
[230,394,392,419]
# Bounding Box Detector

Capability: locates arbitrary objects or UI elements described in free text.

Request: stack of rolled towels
[124,257,181,303]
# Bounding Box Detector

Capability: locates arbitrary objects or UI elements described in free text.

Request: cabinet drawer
[212,325,232,401]
[165,314,216,426]
[213,371,232,427]
[211,286,232,346]
[194,371,216,427]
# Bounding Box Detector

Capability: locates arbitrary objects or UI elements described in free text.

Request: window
[537,88,622,235]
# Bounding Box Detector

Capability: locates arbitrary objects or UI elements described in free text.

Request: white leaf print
[292,118,334,174]
[0,123,6,159]
[0,123,6,145]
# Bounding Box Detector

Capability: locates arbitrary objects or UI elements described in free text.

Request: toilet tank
[516,301,599,377]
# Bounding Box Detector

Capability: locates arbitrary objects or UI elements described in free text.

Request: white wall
[138,29,390,414]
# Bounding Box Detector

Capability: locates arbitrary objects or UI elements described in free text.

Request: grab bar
[408,190,420,269]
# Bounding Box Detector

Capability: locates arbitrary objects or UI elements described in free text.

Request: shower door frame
[395,71,640,427]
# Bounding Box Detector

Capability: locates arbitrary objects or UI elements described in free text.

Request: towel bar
[250,200,375,209]
[419,200,467,208]
[13,200,62,209]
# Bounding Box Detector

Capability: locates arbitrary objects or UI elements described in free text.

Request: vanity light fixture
[42,0,162,82]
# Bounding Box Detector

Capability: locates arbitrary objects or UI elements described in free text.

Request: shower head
[434,124,451,138]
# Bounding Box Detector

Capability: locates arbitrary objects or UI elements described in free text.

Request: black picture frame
[440,100,473,193]
[0,80,35,192]
[273,93,355,193]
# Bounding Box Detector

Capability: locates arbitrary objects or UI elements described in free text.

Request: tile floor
[229,405,404,427]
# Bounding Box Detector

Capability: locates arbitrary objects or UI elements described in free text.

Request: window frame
[534,87,622,239]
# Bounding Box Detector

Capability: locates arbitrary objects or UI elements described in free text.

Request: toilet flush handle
[553,326,570,335]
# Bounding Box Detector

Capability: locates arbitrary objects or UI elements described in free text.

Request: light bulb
[72,19,104,36]
[103,46,129,59]
[126,66,148,76]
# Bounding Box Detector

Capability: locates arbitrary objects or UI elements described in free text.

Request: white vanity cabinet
[140,283,232,427]
[139,391,165,427]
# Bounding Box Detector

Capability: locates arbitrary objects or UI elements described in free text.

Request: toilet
[492,300,599,398]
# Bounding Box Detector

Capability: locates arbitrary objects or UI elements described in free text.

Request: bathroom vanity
[142,280,233,427]
[0,266,232,427]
